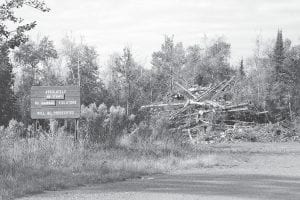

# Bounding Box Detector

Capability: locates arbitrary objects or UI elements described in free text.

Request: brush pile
[141,76,298,143]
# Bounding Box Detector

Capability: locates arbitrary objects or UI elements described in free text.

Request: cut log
[223,102,249,110]
[221,107,249,112]
[211,76,236,100]
[174,81,197,99]
[140,102,185,109]
[196,79,227,101]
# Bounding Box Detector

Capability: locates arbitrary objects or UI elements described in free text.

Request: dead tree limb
[174,81,197,99]
[211,76,236,100]
[140,102,185,109]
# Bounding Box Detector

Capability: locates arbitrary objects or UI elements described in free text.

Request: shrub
[80,103,128,146]
[80,103,108,143]
[3,119,26,139]
[107,106,127,146]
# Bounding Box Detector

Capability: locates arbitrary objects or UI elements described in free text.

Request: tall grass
[0,126,220,200]
[2,114,298,199]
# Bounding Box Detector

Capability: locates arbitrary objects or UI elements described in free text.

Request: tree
[273,30,285,80]
[151,36,186,100]
[204,38,233,82]
[284,45,300,116]
[13,37,59,125]
[184,37,234,86]
[184,45,202,85]
[62,37,107,106]
[107,53,123,106]
[0,0,49,50]
[0,47,16,125]
[265,30,292,120]
[0,0,49,126]
[108,47,152,116]
[239,58,245,77]
[113,48,134,115]
[251,30,300,121]
[14,37,58,84]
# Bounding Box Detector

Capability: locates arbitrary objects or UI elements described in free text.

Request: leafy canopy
[0,0,49,50]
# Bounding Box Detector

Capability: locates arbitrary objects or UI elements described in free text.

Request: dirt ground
[19,142,300,200]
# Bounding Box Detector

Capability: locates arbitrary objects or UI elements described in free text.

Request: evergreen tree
[79,45,106,106]
[273,30,285,78]
[0,47,16,125]
[266,30,290,120]
[239,58,245,77]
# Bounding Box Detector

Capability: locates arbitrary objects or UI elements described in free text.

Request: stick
[211,76,236,100]
[223,103,249,110]
[174,81,197,99]
[196,79,227,101]
[140,102,185,109]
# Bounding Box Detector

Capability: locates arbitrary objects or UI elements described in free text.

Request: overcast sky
[13,0,300,67]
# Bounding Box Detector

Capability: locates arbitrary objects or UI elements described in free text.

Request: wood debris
[140,76,271,143]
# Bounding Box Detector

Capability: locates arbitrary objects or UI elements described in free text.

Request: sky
[10,0,300,68]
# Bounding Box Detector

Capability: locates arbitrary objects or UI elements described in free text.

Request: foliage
[273,30,285,79]
[80,103,127,146]
[239,58,245,77]
[13,37,59,125]
[0,47,16,126]
[0,123,219,200]
[108,105,127,146]
[107,48,152,115]
[183,37,234,86]
[4,119,25,139]
[61,36,107,106]
[285,45,300,114]
[232,31,300,121]
[151,35,186,99]
[0,0,49,126]
[222,123,299,143]
[80,103,108,143]
[0,0,49,50]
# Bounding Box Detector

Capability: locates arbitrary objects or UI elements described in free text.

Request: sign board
[31,86,80,119]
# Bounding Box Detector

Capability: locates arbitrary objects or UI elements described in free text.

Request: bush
[107,106,127,146]
[3,119,26,139]
[80,103,108,143]
[117,111,187,153]
[80,103,128,146]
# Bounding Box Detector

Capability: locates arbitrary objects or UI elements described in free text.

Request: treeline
[1,0,300,129]
[0,34,234,126]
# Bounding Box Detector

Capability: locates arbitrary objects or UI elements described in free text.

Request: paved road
[20,145,300,200]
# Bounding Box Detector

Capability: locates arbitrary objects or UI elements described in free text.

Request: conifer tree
[0,47,16,125]
[267,30,290,120]
[273,30,285,81]
[239,58,245,77]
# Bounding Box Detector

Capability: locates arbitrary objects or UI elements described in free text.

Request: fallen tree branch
[140,102,185,109]
[174,81,197,100]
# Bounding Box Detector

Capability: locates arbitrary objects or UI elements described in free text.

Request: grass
[0,130,223,200]
[2,120,299,200]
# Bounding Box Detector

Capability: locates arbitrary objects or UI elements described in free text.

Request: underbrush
[0,127,219,200]
[219,122,300,143]
[4,113,297,199]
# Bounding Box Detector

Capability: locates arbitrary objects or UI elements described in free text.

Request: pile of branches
[141,76,273,143]
[220,121,299,143]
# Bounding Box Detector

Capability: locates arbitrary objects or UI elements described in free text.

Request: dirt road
[20,143,300,200]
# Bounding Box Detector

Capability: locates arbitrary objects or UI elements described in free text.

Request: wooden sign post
[31,86,81,141]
